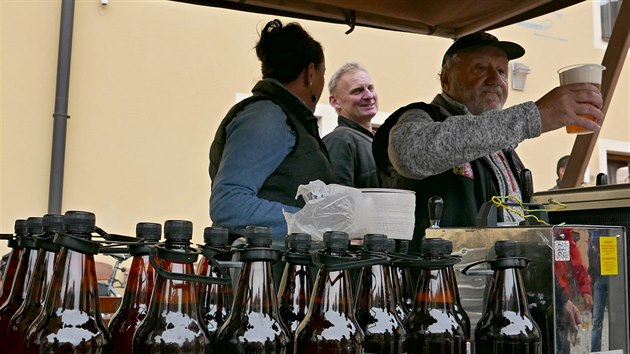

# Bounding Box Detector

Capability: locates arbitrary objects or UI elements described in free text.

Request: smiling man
[323,62,379,188]
[373,32,604,247]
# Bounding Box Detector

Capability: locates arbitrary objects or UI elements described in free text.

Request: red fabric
[555,228,592,297]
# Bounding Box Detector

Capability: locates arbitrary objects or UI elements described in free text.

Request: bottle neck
[278,263,312,309]
[309,268,354,316]
[232,261,279,315]
[356,264,393,311]
[7,247,38,303]
[446,265,463,303]
[22,248,56,308]
[119,254,156,310]
[486,267,530,315]
[148,258,200,315]
[45,247,100,313]
[0,248,23,304]
[414,267,456,311]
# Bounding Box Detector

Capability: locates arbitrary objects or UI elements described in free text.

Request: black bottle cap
[14,219,28,236]
[244,225,272,247]
[43,214,64,234]
[445,239,453,254]
[287,233,311,251]
[203,226,229,246]
[395,239,410,254]
[421,238,449,257]
[164,220,193,242]
[495,240,521,258]
[64,211,96,234]
[323,231,349,250]
[136,222,162,242]
[363,234,387,252]
[26,217,44,235]
[385,238,396,253]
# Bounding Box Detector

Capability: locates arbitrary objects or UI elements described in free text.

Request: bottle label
[554,240,570,261]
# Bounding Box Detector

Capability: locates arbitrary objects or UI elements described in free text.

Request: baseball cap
[442,32,525,66]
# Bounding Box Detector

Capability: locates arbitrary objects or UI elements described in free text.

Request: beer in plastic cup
[558,63,605,134]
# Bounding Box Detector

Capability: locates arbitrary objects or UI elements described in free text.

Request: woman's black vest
[209,80,334,208]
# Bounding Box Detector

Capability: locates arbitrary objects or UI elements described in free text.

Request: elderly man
[323,62,379,188]
[373,32,603,244]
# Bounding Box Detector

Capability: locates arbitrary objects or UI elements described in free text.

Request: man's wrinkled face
[442,46,509,115]
[330,69,378,122]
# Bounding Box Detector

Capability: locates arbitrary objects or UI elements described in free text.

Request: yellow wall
[1,0,629,256]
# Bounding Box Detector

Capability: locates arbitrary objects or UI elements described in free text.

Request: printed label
[599,236,619,276]
[554,240,570,261]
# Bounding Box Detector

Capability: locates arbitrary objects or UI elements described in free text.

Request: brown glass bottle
[405,238,467,354]
[214,226,290,353]
[355,234,407,353]
[0,216,43,339]
[294,231,364,354]
[108,222,161,354]
[444,240,471,339]
[474,240,542,354]
[25,210,111,354]
[385,239,409,323]
[197,225,233,339]
[395,240,415,314]
[6,214,63,354]
[132,220,210,354]
[277,233,313,353]
[0,219,27,306]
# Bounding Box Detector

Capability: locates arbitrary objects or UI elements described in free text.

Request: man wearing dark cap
[373,32,603,246]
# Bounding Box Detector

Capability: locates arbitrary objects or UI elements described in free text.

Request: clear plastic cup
[557,64,605,134]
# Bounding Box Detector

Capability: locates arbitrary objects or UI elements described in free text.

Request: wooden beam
[560,0,630,188]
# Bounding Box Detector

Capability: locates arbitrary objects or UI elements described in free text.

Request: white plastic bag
[283,180,367,241]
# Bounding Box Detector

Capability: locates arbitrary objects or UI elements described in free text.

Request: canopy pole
[560,0,630,188]
[48,0,75,214]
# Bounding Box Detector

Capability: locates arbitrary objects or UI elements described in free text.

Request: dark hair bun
[256,19,324,83]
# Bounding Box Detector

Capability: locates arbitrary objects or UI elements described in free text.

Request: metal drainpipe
[48,0,75,214]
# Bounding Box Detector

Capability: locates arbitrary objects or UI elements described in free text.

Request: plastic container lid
[26,217,44,235]
[164,220,193,242]
[245,226,272,247]
[495,240,521,258]
[385,238,396,253]
[323,231,349,250]
[203,226,229,246]
[14,219,28,235]
[445,239,453,254]
[136,222,162,242]
[363,234,387,252]
[64,211,96,234]
[287,233,311,251]
[43,214,64,234]
[421,238,449,257]
[395,239,410,254]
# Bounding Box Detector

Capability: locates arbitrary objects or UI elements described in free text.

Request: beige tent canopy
[173,0,630,188]
[171,0,587,37]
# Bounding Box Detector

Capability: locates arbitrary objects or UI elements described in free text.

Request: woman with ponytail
[209,19,333,240]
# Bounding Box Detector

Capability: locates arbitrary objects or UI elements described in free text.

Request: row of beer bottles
[136,226,483,354]
[0,212,109,353]
[0,217,403,353]
[0,214,542,354]
[206,230,543,354]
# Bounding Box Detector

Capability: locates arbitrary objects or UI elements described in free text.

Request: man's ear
[329,95,340,109]
[440,70,450,92]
